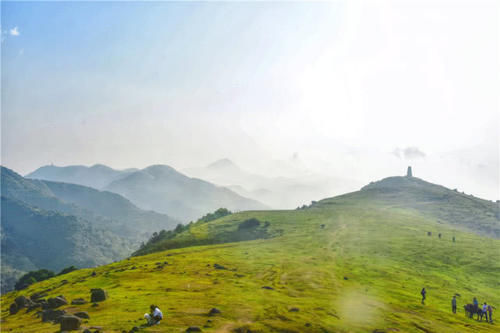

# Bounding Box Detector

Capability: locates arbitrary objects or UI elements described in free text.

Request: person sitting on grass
[144,304,163,326]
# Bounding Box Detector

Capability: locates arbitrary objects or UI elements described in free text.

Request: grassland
[1,177,499,332]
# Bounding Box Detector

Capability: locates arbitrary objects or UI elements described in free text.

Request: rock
[305,323,311,327]
[48,296,68,308]
[289,307,299,312]
[213,263,227,270]
[71,298,87,305]
[60,314,81,330]
[9,303,18,315]
[343,276,349,280]
[90,288,107,302]
[74,311,90,319]
[26,302,41,312]
[91,303,99,307]
[129,327,139,332]
[83,330,92,333]
[15,295,31,308]
[261,286,274,290]
[208,308,221,316]
[41,309,66,322]
[91,271,97,277]
[186,327,202,332]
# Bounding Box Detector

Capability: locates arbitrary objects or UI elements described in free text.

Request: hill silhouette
[104,164,268,221]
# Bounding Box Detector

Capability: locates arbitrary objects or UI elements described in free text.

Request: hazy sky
[1,1,498,200]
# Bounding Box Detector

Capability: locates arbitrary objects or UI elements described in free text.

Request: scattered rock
[74,311,90,319]
[60,314,82,330]
[320,224,325,229]
[289,307,299,312]
[83,330,92,333]
[261,286,274,290]
[71,298,87,305]
[91,271,97,277]
[41,309,66,322]
[48,296,68,308]
[91,303,99,307]
[213,264,227,270]
[305,323,311,327]
[343,276,349,280]
[90,288,107,302]
[208,308,221,316]
[186,327,202,332]
[129,327,139,332]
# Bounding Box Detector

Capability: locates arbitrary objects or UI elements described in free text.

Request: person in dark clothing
[473,297,479,313]
[452,296,457,313]
[421,288,426,305]
[487,304,494,323]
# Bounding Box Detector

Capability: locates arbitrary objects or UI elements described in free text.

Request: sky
[1,1,499,200]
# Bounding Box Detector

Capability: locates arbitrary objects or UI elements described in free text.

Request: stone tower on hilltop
[407,166,413,177]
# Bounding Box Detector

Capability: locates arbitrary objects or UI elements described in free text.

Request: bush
[15,269,55,290]
[57,266,78,276]
[238,218,261,230]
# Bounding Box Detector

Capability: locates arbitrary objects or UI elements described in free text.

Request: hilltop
[1,172,499,332]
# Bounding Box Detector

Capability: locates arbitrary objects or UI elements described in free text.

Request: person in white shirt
[144,304,163,325]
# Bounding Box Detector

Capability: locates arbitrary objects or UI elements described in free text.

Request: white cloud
[9,26,20,36]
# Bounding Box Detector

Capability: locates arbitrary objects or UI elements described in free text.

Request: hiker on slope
[421,288,426,305]
[144,304,163,326]
[451,296,457,314]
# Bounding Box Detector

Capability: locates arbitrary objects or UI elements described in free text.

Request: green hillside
[1,175,499,332]
[0,197,132,293]
[0,166,178,292]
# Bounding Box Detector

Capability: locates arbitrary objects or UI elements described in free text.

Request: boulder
[186,327,202,332]
[60,314,82,330]
[289,307,299,312]
[41,309,66,322]
[261,286,274,290]
[9,303,18,315]
[48,296,68,308]
[71,298,87,305]
[15,295,31,308]
[74,311,90,319]
[213,264,227,270]
[208,308,221,316]
[90,288,107,302]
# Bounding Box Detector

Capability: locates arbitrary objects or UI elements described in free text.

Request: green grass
[1,178,499,332]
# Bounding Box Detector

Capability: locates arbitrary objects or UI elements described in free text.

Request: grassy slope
[1,189,499,332]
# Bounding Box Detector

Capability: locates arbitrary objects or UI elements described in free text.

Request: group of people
[468,297,494,323]
[421,288,494,324]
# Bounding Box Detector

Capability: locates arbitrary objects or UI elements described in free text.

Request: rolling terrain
[1,174,499,332]
[0,167,178,292]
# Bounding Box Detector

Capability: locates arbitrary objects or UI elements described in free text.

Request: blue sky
[1,1,498,200]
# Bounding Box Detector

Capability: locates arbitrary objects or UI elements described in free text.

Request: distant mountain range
[104,165,268,221]
[27,164,137,189]
[1,166,178,292]
[184,158,362,209]
[28,163,268,222]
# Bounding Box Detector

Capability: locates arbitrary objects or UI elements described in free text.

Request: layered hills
[1,172,498,332]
